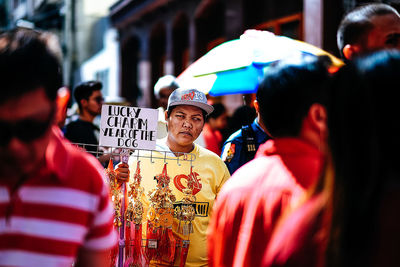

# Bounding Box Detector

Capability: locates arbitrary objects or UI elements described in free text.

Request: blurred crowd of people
[2,2,400,267]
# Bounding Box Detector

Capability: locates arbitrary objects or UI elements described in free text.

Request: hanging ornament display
[103,148,196,267]
[146,163,177,264]
[125,161,147,267]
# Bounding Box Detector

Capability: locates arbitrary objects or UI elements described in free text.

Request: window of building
[95,69,109,97]
[254,13,303,40]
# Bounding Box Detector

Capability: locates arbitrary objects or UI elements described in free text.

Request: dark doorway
[195,0,225,59]
[150,22,167,108]
[120,35,140,105]
[172,12,190,76]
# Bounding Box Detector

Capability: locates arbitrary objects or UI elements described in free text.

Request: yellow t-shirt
[128,139,230,267]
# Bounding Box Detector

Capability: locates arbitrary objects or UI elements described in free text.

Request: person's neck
[256,116,268,133]
[299,128,326,154]
[79,112,95,123]
[165,138,195,156]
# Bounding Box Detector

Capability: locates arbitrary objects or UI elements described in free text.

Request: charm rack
[71,142,197,267]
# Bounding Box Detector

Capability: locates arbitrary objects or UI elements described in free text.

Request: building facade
[4,0,400,109]
[109,0,400,110]
[110,0,303,110]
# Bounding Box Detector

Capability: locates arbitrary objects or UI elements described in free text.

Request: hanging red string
[145,219,159,262]
[179,240,190,267]
[125,161,147,266]
[133,224,146,265]
[158,227,176,264]
[124,222,132,264]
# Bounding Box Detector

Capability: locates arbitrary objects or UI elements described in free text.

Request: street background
[1,0,398,114]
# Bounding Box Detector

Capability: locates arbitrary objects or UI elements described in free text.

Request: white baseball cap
[154,75,179,99]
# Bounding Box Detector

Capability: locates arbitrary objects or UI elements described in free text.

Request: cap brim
[169,101,214,115]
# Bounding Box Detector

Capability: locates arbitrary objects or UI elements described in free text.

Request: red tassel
[132,224,146,266]
[167,228,177,263]
[145,223,158,262]
[153,227,163,262]
[124,223,132,262]
[179,240,190,267]
[110,235,119,267]
[124,224,147,267]
[158,227,176,264]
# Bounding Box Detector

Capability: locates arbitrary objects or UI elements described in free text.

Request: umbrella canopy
[177,30,344,96]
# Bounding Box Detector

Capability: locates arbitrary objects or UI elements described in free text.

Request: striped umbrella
[177,30,344,96]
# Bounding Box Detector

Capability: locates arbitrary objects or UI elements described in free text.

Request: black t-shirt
[64,119,99,154]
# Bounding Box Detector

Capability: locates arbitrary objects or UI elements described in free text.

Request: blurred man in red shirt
[207,55,332,267]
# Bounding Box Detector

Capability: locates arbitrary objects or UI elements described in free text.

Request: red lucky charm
[125,161,147,267]
[146,163,177,265]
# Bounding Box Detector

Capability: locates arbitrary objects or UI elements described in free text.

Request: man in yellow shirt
[117,88,230,266]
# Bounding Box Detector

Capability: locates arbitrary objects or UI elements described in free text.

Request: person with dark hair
[207,54,332,267]
[64,80,104,154]
[264,50,400,267]
[0,28,116,266]
[337,3,400,60]
[201,103,228,155]
[221,102,269,175]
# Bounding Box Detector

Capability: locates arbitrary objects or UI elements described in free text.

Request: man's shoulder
[66,119,82,126]
[197,143,225,161]
[224,128,244,145]
[64,119,98,144]
[220,157,270,190]
[220,155,296,194]
[66,119,95,129]
[65,119,87,132]
[52,132,105,188]
[155,138,170,151]
[252,122,268,137]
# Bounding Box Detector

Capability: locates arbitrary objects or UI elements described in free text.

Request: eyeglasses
[0,109,54,146]
[91,96,104,104]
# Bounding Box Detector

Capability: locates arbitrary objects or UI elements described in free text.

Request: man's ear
[342,44,361,60]
[164,110,169,121]
[80,98,88,108]
[254,100,259,113]
[55,87,70,127]
[308,103,327,134]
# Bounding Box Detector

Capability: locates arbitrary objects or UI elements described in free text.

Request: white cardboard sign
[99,104,158,149]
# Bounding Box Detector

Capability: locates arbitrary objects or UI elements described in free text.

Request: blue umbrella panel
[204,63,271,96]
